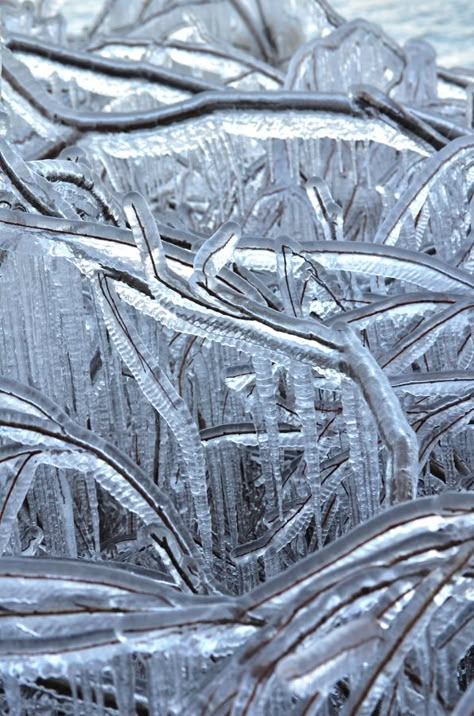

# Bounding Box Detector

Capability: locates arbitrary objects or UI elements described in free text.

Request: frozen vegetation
[0,0,473,713]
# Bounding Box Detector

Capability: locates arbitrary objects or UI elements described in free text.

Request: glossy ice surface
[0,0,473,714]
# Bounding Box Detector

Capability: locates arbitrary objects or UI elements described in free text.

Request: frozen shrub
[0,1,473,713]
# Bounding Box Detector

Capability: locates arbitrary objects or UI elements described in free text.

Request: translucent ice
[0,0,473,713]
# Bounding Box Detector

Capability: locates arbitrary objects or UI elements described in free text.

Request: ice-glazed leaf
[277,616,385,697]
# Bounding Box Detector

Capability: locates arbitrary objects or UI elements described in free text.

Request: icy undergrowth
[0,1,473,713]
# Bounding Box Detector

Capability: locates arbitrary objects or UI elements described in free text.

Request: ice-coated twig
[236,238,474,292]
[0,557,254,676]
[327,291,458,329]
[351,84,449,150]
[94,272,213,559]
[190,221,241,293]
[338,325,418,503]
[0,138,75,218]
[31,159,125,226]
[5,33,224,94]
[2,49,438,156]
[0,378,210,593]
[375,134,474,245]
[192,493,474,714]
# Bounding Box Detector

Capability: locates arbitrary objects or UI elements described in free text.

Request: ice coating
[0,0,473,713]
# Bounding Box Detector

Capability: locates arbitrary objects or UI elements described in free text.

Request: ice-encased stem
[94,272,213,560]
[115,260,419,505]
[339,325,419,503]
[0,377,210,592]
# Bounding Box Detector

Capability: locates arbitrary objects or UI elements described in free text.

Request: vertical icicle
[341,378,380,523]
[57,472,78,558]
[263,546,280,579]
[217,448,239,544]
[112,654,136,716]
[91,667,106,715]
[3,676,22,715]
[84,474,101,555]
[79,665,95,715]
[252,354,283,517]
[157,421,172,490]
[205,444,227,583]
[32,466,70,557]
[238,555,260,592]
[293,362,322,546]
[51,262,91,423]
[145,653,162,716]
[68,666,81,716]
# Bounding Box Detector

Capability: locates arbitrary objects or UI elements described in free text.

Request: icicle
[57,471,78,558]
[252,355,284,517]
[292,363,322,545]
[145,653,163,716]
[305,176,344,241]
[3,676,22,715]
[112,654,136,716]
[341,378,380,523]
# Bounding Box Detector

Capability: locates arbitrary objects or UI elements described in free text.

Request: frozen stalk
[339,324,419,503]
